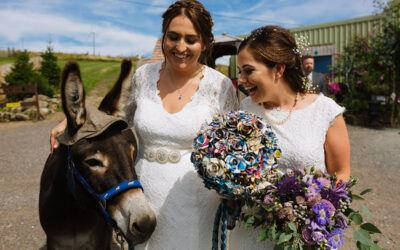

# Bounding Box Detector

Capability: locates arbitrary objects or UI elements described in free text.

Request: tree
[4,50,52,98]
[5,50,35,85]
[330,0,400,127]
[40,43,60,88]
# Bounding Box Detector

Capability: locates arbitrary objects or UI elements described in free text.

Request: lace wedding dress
[124,61,238,250]
[228,94,345,250]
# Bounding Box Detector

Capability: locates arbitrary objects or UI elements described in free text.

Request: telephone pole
[90,31,96,55]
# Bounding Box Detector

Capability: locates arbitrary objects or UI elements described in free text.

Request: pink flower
[380,76,384,81]
[365,46,370,52]
[368,32,374,37]
[352,69,358,73]
[356,80,362,84]
[397,98,400,104]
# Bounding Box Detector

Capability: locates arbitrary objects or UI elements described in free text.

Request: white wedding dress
[228,94,345,250]
[124,61,239,250]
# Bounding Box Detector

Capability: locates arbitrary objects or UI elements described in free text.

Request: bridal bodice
[240,94,345,172]
[123,61,239,250]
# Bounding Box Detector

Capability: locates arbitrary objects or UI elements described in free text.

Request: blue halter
[67,146,141,249]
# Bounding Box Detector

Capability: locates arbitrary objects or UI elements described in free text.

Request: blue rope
[212,200,228,250]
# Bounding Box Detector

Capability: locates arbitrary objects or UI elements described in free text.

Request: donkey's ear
[98,59,133,117]
[61,62,86,136]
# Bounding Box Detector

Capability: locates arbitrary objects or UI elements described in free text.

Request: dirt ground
[0,112,399,249]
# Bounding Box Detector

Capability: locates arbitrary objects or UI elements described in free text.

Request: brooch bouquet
[191,110,282,199]
[191,110,283,250]
[243,167,385,249]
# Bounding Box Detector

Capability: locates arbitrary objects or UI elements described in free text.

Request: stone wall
[0,94,60,122]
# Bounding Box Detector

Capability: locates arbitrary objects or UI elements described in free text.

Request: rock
[49,98,60,104]
[38,100,48,108]
[24,97,35,103]
[40,108,49,115]
[9,113,16,121]
[15,113,30,121]
[38,94,50,102]
[11,106,23,113]
[48,103,58,112]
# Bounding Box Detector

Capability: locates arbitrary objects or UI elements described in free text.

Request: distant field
[57,59,127,92]
[1,54,137,93]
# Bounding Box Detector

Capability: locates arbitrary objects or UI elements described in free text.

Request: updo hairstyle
[161,0,214,63]
[238,25,307,93]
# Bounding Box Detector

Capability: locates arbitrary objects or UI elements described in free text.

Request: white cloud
[0,9,158,56]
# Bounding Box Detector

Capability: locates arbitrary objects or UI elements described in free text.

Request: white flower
[204,158,225,177]
[251,180,272,195]
[232,187,245,196]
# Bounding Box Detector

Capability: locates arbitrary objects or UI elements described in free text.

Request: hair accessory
[294,34,310,56]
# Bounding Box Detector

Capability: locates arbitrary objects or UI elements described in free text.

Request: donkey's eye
[85,158,104,167]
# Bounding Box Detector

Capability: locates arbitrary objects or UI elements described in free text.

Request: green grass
[57,59,125,92]
[0,57,17,66]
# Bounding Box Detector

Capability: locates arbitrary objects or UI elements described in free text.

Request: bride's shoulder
[136,61,162,75]
[204,66,232,86]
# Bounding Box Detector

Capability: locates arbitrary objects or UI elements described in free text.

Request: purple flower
[313,203,330,225]
[328,228,344,249]
[352,69,358,73]
[310,179,323,192]
[302,228,314,244]
[320,187,342,208]
[335,211,348,229]
[317,177,331,188]
[278,176,304,198]
[319,199,336,215]
[263,194,275,205]
[312,231,326,244]
[356,80,362,84]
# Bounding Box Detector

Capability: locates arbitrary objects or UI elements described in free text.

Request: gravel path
[0,116,399,250]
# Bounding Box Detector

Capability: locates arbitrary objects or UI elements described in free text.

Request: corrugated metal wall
[289,15,384,54]
[229,15,385,78]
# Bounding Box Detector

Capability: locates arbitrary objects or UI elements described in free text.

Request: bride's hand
[50,119,67,154]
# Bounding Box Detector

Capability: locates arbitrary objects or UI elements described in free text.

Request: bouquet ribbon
[212,199,242,250]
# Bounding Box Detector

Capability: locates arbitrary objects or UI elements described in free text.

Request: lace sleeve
[218,77,239,114]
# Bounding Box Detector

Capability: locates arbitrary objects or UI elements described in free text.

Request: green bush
[330,0,400,127]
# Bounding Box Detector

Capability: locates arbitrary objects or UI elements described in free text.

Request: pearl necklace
[263,92,299,125]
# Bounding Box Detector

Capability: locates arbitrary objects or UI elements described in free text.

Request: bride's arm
[324,114,351,181]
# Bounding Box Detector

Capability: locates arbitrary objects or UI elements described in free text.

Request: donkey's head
[58,60,156,245]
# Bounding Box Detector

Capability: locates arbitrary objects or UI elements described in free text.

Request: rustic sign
[0,84,43,120]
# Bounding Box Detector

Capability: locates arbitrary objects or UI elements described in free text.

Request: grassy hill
[0,51,137,94]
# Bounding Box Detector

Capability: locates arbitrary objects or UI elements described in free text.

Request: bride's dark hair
[238,25,307,93]
[161,0,214,64]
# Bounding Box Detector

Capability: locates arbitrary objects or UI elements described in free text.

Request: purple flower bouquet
[241,167,381,249]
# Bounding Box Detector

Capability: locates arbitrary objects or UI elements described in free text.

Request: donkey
[39,60,156,249]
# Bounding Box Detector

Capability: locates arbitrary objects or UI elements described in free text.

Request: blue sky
[0,0,382,59]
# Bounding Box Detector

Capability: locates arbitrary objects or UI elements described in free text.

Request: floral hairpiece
[294,34,310,56]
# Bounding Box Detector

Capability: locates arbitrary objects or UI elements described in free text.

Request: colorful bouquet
[191,110,282,199]
[242,167,386,249]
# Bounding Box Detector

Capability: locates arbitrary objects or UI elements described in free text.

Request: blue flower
[313,203,331,225]
[225,155,246,174]
[328,228,344,249]
[310,179,323,192]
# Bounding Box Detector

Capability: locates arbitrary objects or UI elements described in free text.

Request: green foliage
[330,0,400,127]
[57,59,123,92]
[4,50,52,98]
[40,43,61,88]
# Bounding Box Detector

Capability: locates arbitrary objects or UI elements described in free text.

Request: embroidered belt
[143,148,181,164]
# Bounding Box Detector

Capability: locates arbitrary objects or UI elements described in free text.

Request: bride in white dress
[125,1,238,249]
[49,1,238,249]
[228,26,351,249]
